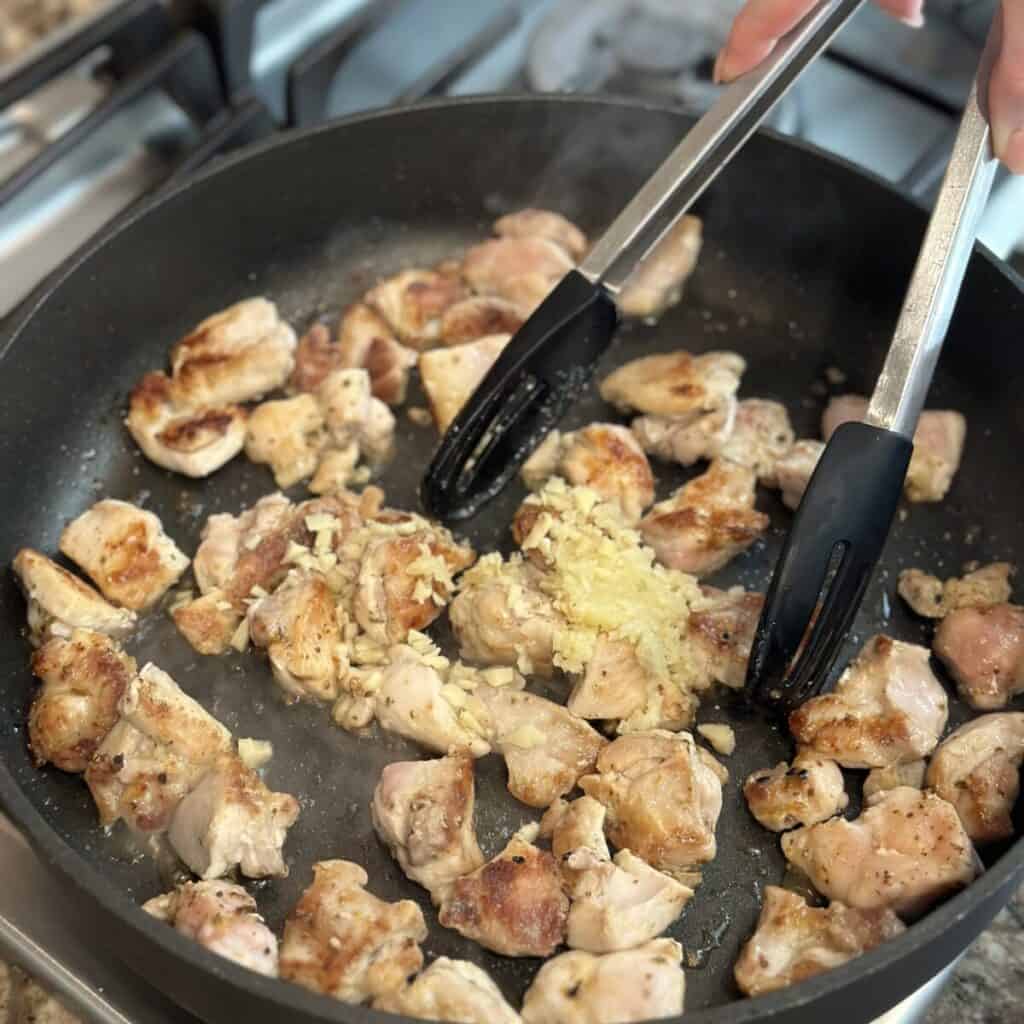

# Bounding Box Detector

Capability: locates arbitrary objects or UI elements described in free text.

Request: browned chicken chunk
[566,636,652,722]
[419,333,509,434]
[926,713,1024,844]
[934,603,1024,709]
[463,237,574,313]
[440,295,526,346]
[280,859,427,1003]
[773,439,824,510]
[317,368,396,464]
[734,886,905,996]
[336,303,417,404]
[244,394,327,488]
[365,269,465,349]
[438,833,569,957]
[782,787,981,918]
[789,635,948,768]
[743,752,848,832]
[494,208,588,260]
[687,586,764,689]
[290,323,343,394]
[631,399,737,468]
[718,398,795,485]
[617,214,703,320]
[898,562,1014,619]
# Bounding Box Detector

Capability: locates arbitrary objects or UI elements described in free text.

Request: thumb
[989,0,1024,172]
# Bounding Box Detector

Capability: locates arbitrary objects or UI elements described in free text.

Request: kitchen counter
[925,882,1024,1023]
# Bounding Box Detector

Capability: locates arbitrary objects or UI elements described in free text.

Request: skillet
[0,95,1022,1024]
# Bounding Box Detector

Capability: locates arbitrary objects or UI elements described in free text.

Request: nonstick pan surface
[0,96,1023,1024]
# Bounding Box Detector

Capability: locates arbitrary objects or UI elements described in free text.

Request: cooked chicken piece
[580,730,726,871]
[718,398,795,485]
[734,886,905,997]
[450,554,564,677]
[631,398,738,467]
[546,795,612,895]
[374,645,491,756]
[494,207,588,260]
[617,214,702,320]
[567,849,693,953]
[419,333,509,434]
[687,585,764,689]
[59,500,189,611]
[934,603,1024,709]
[898,562,1014,619]
[13,977,80,1024]
[167,754,299,879]
[782,787,981,918]
[789,635,948,768]
[600,350,745,419]
[280,859,427,1003]
[307,445,360,494]
[743,752,848,832]
[169,297,297,407]
[143,880,279,977]
[335,303,417,404]
[126,372,247,478]
[638,459,769,576]
[85,663,233,833]
[822,395,966,502]
[317,368,396,464]
[475,686,605,808]
[774,439,824,509]
[374,958,522,1024]
[520,424,655,524]
[29,630,134,772]
[463,236,574,313]
[567,636,651,722]
[926,713,1024,844]
[438,834,568,956]
[354,527,474,645]
[172,590,243,656]
[248,570,342,701]
[12,548,136,644]
[371,753,484,899]
[440,295,526,346]
[365,268,465,349]
[521,940,685,1024]
[862,760,926,801]
[244,394,327,488]
[290,323,343,394]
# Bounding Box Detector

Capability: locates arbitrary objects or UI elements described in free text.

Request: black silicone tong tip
[745,420,913,713]
[421,270,618,521]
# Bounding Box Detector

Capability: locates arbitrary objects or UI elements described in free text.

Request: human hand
[715,0,1024,172]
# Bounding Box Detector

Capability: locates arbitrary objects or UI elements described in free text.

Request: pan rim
[0,93,1021,1024]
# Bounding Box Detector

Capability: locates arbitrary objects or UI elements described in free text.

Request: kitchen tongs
[746,36,998,710]
[422,0,867,520]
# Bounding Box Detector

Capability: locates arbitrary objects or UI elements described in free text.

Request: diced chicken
[280,859,427,1003]
[126,372,247,478]
[521,940,685,1024]
[599,350,745,419]
[245,394,327,488]
[898,562,1014,619]
[450,555,564,677]
[743,752,848,832]
[822,396,966,502]
[438,834,568,957]
[371,753,484,900]
[545,795,612,895]
[13,977,80,1024]
[29,630,134,772]
[85,663,233,833]
[774,439,824,510]
[567,636,651,722]
[336,304,417,404]
[782,787,981,918]
[934,603,1024,709]
[290,323,343,394]
[580,730,726,872]
[926,713,1024,844]
[494,208,588,260]
[167,754,299,879]
[638,459,769,576]
[59,500,189,611]
[862,760,927,801]
[12,548,136,644]
[617,214,703,320]
[365,268,465,349]
[169,297,297,407]
[475,686,606,808]
[440,295,526,346]
[789,635,949,768]
[172,591,243,656]
[308,445,361,495]
[463,237,574,313]
[520,424,655,524]
[248,570,343,701]
[734,886,905,997]
[419,333,509,434]
[374,645,491,757]
[143,880,278,977]
[687,585,764,689]
[317,368,396,464]
[374,958,522,1024]
[717,398,795,485]
[631,398,737,467]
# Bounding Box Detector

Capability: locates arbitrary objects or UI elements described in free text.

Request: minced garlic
[238,738,273,769]
[697,723,736,756]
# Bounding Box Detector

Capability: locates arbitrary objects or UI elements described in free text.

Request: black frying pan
[0,96,1022,1024]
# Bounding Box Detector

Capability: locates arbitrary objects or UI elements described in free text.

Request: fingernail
[712,51,728,85]
[996,127,1024,174]
[899,12,925,28]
